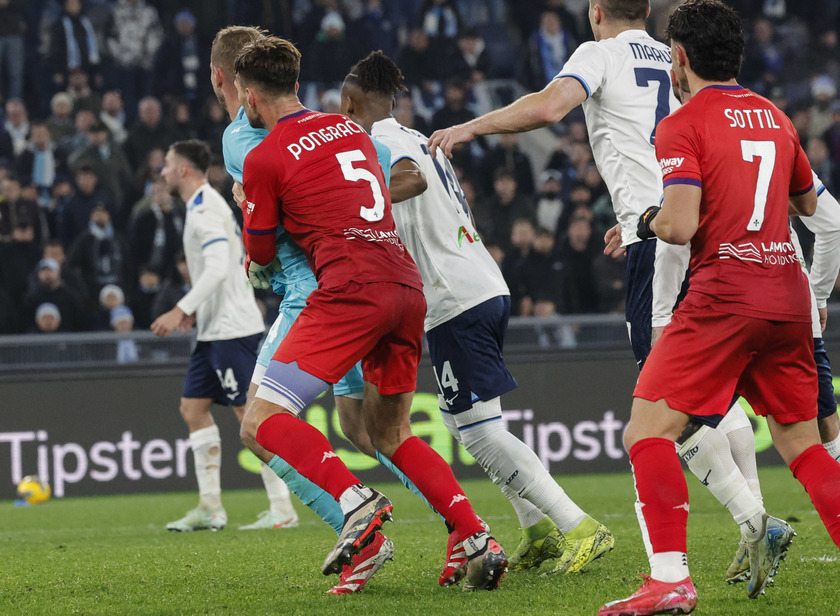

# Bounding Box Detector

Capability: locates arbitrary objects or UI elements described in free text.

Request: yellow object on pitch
[17,475,51,505]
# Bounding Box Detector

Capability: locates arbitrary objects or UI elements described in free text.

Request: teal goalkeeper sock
[268,455,343,534]
[375,450,444,522]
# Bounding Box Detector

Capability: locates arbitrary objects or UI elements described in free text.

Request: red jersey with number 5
[242,109,422,292]
[656,85,814,322]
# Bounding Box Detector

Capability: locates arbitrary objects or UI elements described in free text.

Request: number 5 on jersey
[336,150,385,222]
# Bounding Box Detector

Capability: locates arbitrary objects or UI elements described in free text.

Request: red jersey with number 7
[242,109,422,292]
[655,85,814,322]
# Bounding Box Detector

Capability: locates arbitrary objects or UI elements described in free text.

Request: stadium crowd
[0,0,838,335]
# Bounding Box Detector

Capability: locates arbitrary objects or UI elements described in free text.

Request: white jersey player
[153,139,266,532]
[342,51,615,584]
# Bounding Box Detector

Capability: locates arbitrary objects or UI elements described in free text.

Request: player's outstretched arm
[427,77,587,159]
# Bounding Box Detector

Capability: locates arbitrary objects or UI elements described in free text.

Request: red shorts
[274,281,426,395]
[635,298,817,424]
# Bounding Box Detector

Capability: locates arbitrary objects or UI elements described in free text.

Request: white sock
[824,432,840,460]
[190,425,223,512]
[631,464,654,560]
[457,398,586,533]
[718,403,763,505]
[678,423,764,541]
[338,484,373,515]
[260,462,296,517]
[650,552,690,583]
[500,486,549,528]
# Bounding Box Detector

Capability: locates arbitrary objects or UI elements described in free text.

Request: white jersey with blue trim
[557,29,680,248]
[371,117,509,331]
[800,171,840,310]
[178,183,265,341]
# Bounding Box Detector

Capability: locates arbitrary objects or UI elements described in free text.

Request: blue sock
[268,455,343,535]
[375,450,444,522]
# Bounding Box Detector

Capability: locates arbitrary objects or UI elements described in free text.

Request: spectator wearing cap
[808,75,838,140]
[26,238,89,301]
[57,165,114,246]
[22,258,88,331]
[535,169,568,237]
[104,0,164,123]
[110,305,139,363]
[48,0,103,93]
[153,9,208,115]
[33,302,62,333]
[47,92,77,143]
[309,10,357,85]
[69,120,134,223]
[94,282,125,329]
[67,204,133,310]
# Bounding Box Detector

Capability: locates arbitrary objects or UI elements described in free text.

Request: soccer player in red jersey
[599,2,840,615]
[232,36,507,591]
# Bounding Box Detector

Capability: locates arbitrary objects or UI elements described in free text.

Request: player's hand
[150,306,187,337]
[651,325,665,347]
[427,124,475,159]
[603,223,625,258]
[637,206,662,241]
[232,181,245,210]
[247,256,282,290]
[819,306,827,332]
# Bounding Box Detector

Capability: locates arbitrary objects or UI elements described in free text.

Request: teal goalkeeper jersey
[222,106,391,293]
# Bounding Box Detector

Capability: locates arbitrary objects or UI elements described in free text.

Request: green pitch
[2,467,837,615]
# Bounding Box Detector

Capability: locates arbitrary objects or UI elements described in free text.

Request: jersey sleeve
[223,123,269,184]
[242,146,280,265]
[371,137,392,187]
[800,175,840,307]
[655,112,702,189]
[176,205,230,315]
[556,42,608,98]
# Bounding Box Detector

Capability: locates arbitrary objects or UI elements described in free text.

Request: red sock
[390,436,483,540]
[790,444,840,547]
[256,413,360,501]
[629,437,689,554]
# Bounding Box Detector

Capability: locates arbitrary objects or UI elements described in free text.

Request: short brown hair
[599,0,649,22]
[211,25,267,77]
[234,36,302,97]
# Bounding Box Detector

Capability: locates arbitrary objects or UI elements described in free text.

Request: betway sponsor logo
[659,157,684,175]
[719,241,798,265]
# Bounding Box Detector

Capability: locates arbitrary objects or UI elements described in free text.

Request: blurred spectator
[100,90,128,144]
[808,137,836,194]
[152,249,189,319]
[198,97,226,154]
[0,0,25,101]
[57,165,114,246]
[67,204,133,308]
[59,108,97,158]
[523,227,563,316]
[5,98,29,156]
[740,18,784,95]
[393,91,430,135]
[33,302,62,333]
[450,28,491,85]
[130,265,161,329]
[352,0,399,59]
[593,249,626,314]
[825,101,840,175]
[399,28,440,85]
[128,176,182,279]
[111,305,139,363]
[308,10,356,85]
[318,89,342,114]
[535,169,568,237]
[46,92,76,143]
[0,173,48,245]
[0,285,16,332]
[1,220,41,308]
[22,257,88,331]
[153,9,208,114]
[501,218,536,315]
[133,147,165,200]
[48,0,103,93]
[475,168,535,250]
[479,133,535,197]
[104,0,164,120]
[808,76,838,140]
[30,238,88,301]
[523,10,576,92]
[418,0,462,43]
[558,209,599,314]
[69,121,134,225]
[168,99,199,143]
[65,67,101,114]
[124,97,170,169]
[94,282,124,329]
[17,122,66,203]
[431,78,474,132]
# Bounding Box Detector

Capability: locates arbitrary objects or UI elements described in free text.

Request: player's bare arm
[789,187,817,217]
[651,183,701,245]
[151,305,190,337]
[389,158,427,203]
[603,223,625,258]
[427,77,587,159]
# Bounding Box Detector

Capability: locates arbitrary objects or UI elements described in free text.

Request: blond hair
[210,25,268,77]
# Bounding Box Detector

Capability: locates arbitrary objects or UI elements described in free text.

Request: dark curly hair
[666,0,744,82]
[347,51,408,96]
[234,36,301,97]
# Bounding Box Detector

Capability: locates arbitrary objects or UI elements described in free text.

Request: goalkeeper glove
[246,256,283,290]
[636,205,662,241]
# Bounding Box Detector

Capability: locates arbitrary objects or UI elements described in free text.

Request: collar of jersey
[615,29,650,40]
[277,109,312,124]
[699,84,746,92]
